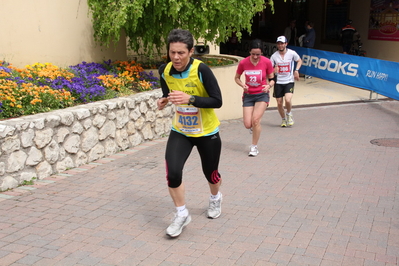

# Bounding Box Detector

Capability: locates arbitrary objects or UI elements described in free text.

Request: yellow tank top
[164,59,220,137]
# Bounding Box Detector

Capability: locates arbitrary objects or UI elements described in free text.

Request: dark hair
[167,29,194,50]
[250,39,263,50]
[307,21,314,28]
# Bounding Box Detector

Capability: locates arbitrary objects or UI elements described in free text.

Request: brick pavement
[0,100,398,266]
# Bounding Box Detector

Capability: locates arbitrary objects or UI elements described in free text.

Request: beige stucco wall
[212,57,243,121]
[0,0,126,68]
[310,0,399,62]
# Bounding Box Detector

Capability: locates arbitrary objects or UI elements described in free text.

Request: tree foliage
[87,0,275,54]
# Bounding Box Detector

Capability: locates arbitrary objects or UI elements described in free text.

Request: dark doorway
[220,0,309,56]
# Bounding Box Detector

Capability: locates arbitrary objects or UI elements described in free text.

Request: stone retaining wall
[0,89,173,191]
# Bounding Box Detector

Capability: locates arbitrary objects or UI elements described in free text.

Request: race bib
[245,70,262,87]
[175,105,203,134]
[278,63,291,75]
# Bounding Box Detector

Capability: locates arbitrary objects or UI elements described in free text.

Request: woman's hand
[262,84,271,93]
[157,98,169,110]
[167,90,190,105]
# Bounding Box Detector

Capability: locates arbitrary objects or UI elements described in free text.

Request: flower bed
[0,56,236,120]
[0,60,160,120]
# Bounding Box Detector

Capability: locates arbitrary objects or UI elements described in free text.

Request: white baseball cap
[276,36,287,43]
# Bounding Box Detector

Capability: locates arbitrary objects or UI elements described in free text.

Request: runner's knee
[167,174,182,188]
[206,170,221,184]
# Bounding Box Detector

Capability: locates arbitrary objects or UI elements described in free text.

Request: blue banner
[289,46,399,101]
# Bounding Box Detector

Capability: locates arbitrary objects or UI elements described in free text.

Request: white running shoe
[248,145,259,157]
[281,118,287,127]
[166,213,191,237]
[287,114,294,126]
[207,194,222,219]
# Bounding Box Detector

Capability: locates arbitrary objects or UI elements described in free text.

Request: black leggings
[165,130,222,188]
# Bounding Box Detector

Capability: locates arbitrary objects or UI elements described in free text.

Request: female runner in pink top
[234,39,275,157]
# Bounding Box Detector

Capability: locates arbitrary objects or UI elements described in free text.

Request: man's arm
[294,58,302,81]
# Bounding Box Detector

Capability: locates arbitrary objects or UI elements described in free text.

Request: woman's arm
[157,64,170,110]
[195,63,222,109]
[235,72,249,93]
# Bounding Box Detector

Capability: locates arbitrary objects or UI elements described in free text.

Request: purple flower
[139,71,160,88]
[0,66,12,73]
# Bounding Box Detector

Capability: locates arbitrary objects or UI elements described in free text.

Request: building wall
[309,0,399,62]
[0,0,127,68]
[1,0,397,65]
[256,0,398,62]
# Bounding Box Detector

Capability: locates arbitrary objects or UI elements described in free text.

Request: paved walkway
[0,79,398,266]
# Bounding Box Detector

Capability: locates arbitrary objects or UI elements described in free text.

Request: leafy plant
[87,0,276,54]
[21,177,37,186]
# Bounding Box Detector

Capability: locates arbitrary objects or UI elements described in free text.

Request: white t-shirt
[270,49,300,84]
